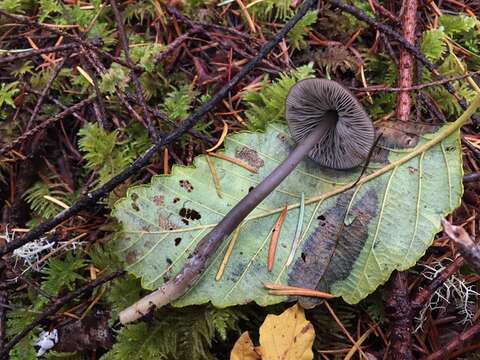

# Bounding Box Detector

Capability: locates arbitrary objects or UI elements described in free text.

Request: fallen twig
[442,219,480,273]
[386,272,413,360]
[426,320,480,360]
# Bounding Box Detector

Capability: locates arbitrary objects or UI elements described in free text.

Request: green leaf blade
[113,98,478,307]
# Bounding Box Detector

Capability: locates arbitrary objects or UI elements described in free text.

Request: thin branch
[25,57,67,131]
[0,9,142,72]
[110,0,157,140]
[442,219,480,273]
[0,43,77,65]
[426,321,480,360]
[0,96,95,156]
[350,72,480,93]
[411,256,465,314]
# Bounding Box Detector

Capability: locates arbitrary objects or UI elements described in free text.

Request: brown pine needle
[206,155,223,198]
[206,120,229,152]
[267,205,288,272]
[236,0,257,33]
[208,152,257,173]
[216,224,242,281]
[264,283,337,299]
[163,148,169,175]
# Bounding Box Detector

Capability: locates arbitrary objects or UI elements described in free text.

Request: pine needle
[208,152,257,173]
[216,224,242,281]
[286,192,305,266]
[268,205,288,272]
[206,155,223,198]
[206,120,229,152]
[264,283,336,298]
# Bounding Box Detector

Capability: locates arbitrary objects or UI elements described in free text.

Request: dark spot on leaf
[179,207,201,221]
[131,202,140,211]
[126,250,138,265]
[235,147,264,169]
[248,186,254,193]
[289,189,379,308]
[174,237,182,246]
[163,276,170,282]
[158,217,177,230]
[181,219,189,225]
[153,195,164,205]
[408,167,418,174]
[317,215,325,221]
[166,258,172,265]
[179,180,193,192]
[131,193,139,201]
[445,146,455,152]
[173,197,180,203]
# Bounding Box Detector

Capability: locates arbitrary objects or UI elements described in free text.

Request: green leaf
[113,96,480,307]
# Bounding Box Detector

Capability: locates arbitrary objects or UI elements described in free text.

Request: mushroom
[119,78,375,324]
[286,78,375,169]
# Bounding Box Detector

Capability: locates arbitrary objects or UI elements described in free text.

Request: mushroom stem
[119,123,329,324]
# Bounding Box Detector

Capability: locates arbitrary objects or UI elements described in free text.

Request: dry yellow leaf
[230,331,261,360]
[258,303,315,360]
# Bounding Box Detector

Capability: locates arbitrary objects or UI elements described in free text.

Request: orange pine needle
[264,283,337,299]
[163,148,169,175]
[208,152,257,173]
[206,120,229,152]
[267,205,288,272]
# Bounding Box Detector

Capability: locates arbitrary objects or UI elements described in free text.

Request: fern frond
[7,307,38,360]
[23,178,69,219]
[287,10,317,51]
[421,28,446,62]
[102,306,245,360]
[248,0,293,21]
[440,14,478,37]
[78,123,132,187]
[243,64,315,130]
[41,251,87,297]
[161,85,198,121]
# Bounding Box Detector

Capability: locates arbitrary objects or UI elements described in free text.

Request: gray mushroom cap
[285,78,375,169]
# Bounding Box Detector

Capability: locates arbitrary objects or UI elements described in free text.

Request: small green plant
[243,63,315,130]
[287,10,317,51]
[0,81,18,108]
[102,306,245,360]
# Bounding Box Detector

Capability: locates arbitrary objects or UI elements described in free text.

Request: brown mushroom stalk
[119,79,375,324]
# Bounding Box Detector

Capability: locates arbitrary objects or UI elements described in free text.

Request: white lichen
[414,258,479,332]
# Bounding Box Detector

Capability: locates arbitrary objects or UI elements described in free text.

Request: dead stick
[426,321,480,360]
[396,0,417,122]
[386,272,413,360]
